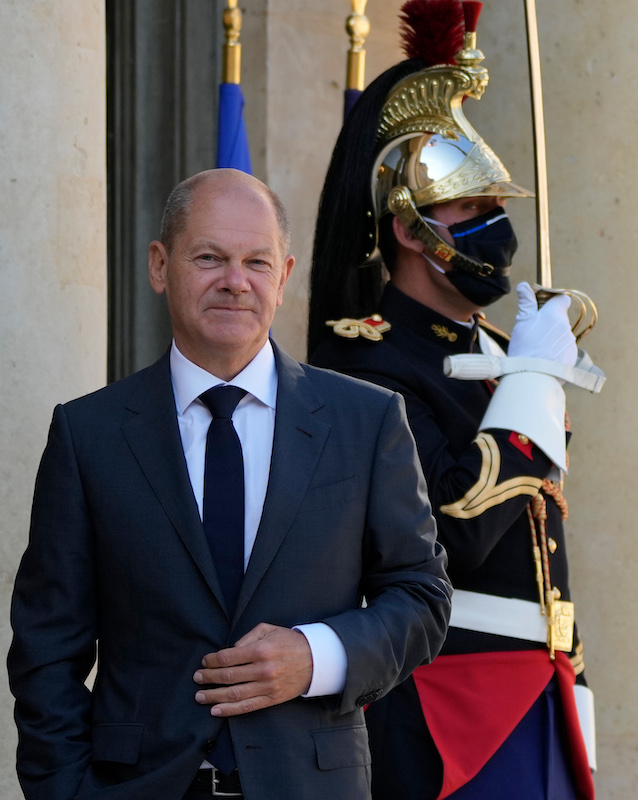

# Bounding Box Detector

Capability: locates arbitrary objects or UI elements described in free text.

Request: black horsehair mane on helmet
[308,59,424,358]
[307,0,469,357]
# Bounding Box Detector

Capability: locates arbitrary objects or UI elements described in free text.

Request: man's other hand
[194,623,313,716]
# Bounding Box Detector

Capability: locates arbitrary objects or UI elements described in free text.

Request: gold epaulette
[326,314,391,342]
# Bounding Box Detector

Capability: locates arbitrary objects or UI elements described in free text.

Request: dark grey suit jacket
[8,343,451,800]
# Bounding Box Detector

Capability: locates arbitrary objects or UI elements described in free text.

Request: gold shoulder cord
[527,484,574,659]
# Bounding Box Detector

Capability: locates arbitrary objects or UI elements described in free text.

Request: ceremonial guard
[308,1,598,797]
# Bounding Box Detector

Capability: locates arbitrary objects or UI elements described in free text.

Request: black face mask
[445,208,518,307]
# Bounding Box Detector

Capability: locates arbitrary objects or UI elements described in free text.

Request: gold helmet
[373,0,532,223]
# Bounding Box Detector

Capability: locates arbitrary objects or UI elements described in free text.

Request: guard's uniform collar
[381,283,479,353]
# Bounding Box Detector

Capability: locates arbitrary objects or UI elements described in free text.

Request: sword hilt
[532,284,599,343]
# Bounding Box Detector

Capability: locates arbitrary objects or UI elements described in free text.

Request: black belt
[190,767,243,797]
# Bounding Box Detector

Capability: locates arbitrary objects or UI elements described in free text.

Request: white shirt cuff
[293,622,348,697]
[479,371,568,473]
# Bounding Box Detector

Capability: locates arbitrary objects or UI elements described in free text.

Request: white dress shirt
[170,340,347,697]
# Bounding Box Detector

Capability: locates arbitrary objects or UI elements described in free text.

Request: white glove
[508,282,578,368]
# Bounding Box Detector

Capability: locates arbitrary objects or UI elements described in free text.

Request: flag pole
[222,0,242,85]
[216,0,251,172]
[344,0,370,118]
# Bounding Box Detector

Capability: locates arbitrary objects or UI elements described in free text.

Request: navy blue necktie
[200,385,247,776]
[200,385,248,614]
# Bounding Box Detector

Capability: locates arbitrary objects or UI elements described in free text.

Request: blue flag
[216,82,251,173]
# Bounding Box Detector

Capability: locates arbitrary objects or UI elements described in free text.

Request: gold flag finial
[222,0,243,85]
[346,0,370,91]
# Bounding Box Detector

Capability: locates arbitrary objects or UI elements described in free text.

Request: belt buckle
[210,766,243,798]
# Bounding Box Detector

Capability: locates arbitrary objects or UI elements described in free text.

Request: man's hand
[194,623,313,717]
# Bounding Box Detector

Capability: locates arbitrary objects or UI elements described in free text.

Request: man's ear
[392,215,425,254]
[148,241,168,295]
[276,255,295,307]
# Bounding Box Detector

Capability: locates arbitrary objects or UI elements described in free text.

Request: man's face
[149,177,294,377]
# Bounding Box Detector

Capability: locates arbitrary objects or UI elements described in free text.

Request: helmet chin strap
[422,252,447,276]
[386,185,508,279]
[420,217,456,276]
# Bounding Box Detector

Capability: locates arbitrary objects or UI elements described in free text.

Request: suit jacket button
[205,738,215,749]
[356,697,367,707]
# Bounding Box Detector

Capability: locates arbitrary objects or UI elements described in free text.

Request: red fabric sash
[412,651,594,799]
[553,653,596,800]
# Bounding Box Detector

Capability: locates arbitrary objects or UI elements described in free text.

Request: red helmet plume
[399,0,465,65]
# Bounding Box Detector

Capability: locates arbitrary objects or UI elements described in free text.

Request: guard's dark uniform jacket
[310,283,593,800]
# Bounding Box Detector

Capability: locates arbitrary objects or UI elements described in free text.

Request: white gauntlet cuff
[479,372,567,472]
[574,684,597,771]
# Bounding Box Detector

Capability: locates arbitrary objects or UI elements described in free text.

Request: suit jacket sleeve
[322,392,452,714]
[8,404,96,800]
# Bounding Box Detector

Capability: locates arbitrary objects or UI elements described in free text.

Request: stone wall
[0,2,107,797]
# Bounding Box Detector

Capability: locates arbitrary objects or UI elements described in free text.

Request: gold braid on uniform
[527,410,577,660]
[570,640,585,676]
[326,315,391,341]
[439,433,543,519]
[541,479,568,521]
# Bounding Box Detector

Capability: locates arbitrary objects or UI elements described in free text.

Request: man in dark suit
[8,168,451,800]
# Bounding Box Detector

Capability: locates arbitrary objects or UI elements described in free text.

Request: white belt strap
[450,589,547,642]
[443,349,605,393]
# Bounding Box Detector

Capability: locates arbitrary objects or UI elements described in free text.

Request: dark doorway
[106,0,223,381]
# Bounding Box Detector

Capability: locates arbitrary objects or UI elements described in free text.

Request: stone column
[0,3,106,797]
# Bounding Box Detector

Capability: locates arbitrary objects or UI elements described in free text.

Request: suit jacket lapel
[235,347,330,619]
[120,353,229,610]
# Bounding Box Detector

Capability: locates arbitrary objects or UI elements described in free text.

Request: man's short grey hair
[160,171,291,257]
